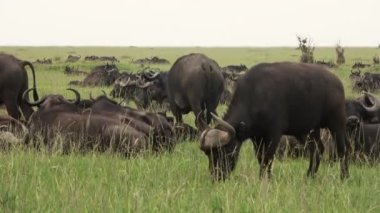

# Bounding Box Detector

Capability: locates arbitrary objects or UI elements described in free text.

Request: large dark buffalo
[200,62,349,181]
[167,53,225,130]
[0,54,39,120]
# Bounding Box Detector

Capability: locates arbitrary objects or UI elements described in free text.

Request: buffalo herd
[2,51,380,181]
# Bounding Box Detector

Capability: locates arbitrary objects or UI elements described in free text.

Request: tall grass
[0,46,380,212]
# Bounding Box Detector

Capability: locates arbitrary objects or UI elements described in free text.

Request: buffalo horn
[137,81,154,88]
[119,77,133,87]
[143,71,160,80]
[211,112,236,137]
[67,88,81,104]
[200,129,231,150]
[22,88,46,107]
[361,91,380,112]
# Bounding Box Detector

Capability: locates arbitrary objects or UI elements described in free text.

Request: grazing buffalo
[200,62,349,181]
[167,53,225,130]
[0,54,39,120]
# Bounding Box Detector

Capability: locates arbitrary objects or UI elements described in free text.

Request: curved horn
[67,88,81,105]
[136,81,154,88]
[361,91,380,112]
[211,112,236,137]
[119,77,133,87]
[143,72,160,80]
[22,88,46,107]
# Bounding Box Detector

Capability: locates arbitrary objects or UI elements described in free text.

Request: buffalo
[352,72,380,92]
[111,70,170,110]
[133,56,170,65]
[23,88,175,154]
[167,53,225,131]
[65,55,81,63]
[0,54,39,120]
[345,92,380,163]
[200,62,349,181]
[69,63,120,86]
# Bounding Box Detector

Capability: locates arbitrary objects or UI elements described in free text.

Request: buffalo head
[346,91,380,124]
[199,113,241,181]
[22,88,81,108]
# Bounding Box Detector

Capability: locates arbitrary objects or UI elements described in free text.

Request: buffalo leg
[255,135,280,179]
[191,103,207,131]
[3,95,21,119]
[329,128,349,180]
[335,130,350,180]
[170,104,183,124]
[307,129,324,177]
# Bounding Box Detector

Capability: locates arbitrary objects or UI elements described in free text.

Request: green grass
[1,46,380,212]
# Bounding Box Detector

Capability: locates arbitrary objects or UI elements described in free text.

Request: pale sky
[2,0,379,47]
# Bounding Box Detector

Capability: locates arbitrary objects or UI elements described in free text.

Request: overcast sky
[2,0,379,47]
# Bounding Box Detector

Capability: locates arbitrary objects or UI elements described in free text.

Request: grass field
[1,46,380,212]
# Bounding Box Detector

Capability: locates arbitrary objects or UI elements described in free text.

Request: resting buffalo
[23,89,175,154]
[167,53,225,130]
[200,62,349,181]
[0,115,28,150]
[0,54,39,120]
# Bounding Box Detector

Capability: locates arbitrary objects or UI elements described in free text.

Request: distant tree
[336,43,345,65]
[297,36,315,63]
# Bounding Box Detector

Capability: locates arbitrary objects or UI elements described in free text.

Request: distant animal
[315,60,336,68]
[69,63,120,86]
[352,62,371,69]
[0,53,39,120]
[222,64,248,73]
[373,55,380,65]
[133,56,170,65]
[34,58,52,64]
[64,66,87,75]
[167,53,225,131]
[199,62,349,181]
[65,55,81,63]
[353,72,380,92]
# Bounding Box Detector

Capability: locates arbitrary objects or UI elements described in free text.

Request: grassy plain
[0,46,380,212]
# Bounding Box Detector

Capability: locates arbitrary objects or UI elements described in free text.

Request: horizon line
[1,45,379,48]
